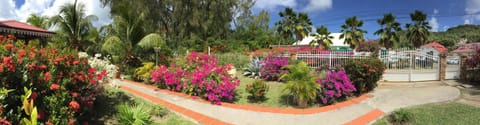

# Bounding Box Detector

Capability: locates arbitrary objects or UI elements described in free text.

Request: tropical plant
[50,0,98,51]
[26,13,51,29]
[406,10,432,48]
[260,56,289,81]
[151,52,240,104]
[246,80,269,102]
[311,25,334,49]
[275,8,313,43]
[117,103,152,125]
[317,70,356,105]
[134,62,156,82]
[389,109,413,124]
[281,61,320,107]
[340,16,367,49]
[343,58,385,94]
[243,57,263,79]
[374,13,402,49]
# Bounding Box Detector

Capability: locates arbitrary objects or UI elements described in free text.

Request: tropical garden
[0,0,479,124]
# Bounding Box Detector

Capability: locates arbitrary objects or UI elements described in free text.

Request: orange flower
[69,100,80,112]
[4,44,13,51]
[50,84,60,90]
[44,72,51,81]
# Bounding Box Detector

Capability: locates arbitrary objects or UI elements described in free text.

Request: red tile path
[119,79,385,125]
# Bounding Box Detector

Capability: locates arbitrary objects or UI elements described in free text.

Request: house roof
[0,20,55,38]
[421,42,448,53]
[452,42,480,53]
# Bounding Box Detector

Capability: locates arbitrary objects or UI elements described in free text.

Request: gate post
[439,53,446,81]
[460,55,468,81]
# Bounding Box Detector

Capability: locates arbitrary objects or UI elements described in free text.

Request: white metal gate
[380,49,440,81]
[446,55,460,79]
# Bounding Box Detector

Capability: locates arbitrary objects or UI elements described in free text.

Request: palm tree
[340,16,367,49]
[406,10,431,48]
[275,8,313,45]
[50,0,98,50]
[374,13,402,49]
[26,14,51,29]
[311,25,333,49]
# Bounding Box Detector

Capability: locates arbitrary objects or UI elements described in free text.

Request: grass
[93,85,195,125]
[373,102,480,125]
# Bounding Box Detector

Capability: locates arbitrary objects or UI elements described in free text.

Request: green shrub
[343,58,385,94]
[281,61,320,107]
[117,103,153,125]
[389,109,413,124]
[134,62,157,82]
[243,57,263,79]
[246,80,269,102]
[215,53,250,68]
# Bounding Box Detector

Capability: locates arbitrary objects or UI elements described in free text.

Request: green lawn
[373,102,480,125]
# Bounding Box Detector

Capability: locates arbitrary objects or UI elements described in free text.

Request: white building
[292,33,351,51]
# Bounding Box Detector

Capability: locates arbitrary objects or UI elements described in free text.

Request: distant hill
[395,24,480,51]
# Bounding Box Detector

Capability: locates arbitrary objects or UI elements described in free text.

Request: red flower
[73,60,80,65]
[3,56,11,64]
[4,44,13,51]
[89,79,96,84]
[30,91,38,100]
[71,92,78,98]
[50,84,60,91]
[88,68,95,74]
[44,72,51,81]
[68,118,76,125]
[0,35,3,40]
[69,100,80,112]
[39,65,47,70]
[37,110,45,120]
[18,49,26,57]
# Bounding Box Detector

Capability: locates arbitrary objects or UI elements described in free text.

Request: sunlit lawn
[373,102,480,125]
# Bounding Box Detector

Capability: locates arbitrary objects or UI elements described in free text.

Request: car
[447,58,459,64]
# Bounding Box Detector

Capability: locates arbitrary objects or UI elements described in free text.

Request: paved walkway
[113,80,460,125]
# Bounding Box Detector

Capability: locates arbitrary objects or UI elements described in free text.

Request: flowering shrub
[260,55,289,81]
[79,52,118,83]
[317,70,356,104]
[151,52,240,104]
[343,58,385,94]
[134,62,157,82]
[465,49,480,83]
[246,80,269,102]
[0,35,106,124]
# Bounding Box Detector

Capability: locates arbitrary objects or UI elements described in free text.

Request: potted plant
[281,61,320,107]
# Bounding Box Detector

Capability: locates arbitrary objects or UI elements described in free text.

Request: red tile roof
[453,42,480,53]
[0,20,53,33]
[421,42,448,53]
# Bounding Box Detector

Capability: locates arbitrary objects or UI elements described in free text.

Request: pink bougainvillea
[151,52,239,104]
[317,70,356,104]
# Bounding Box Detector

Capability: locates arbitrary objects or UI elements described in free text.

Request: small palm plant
[243,57,263,79]
[281,61,320,107]
[118,103,153,125]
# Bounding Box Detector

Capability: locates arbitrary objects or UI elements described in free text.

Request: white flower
[78,52,88,58]
[95,54,102,58]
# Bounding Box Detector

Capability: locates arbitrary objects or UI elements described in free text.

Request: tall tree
[406,10,431,48]
[374,13,402,49]
[26,13,51,29]
[311,25,333,49]
[275,8,312,44]
[50,0,98,50]
[340,16,367,49]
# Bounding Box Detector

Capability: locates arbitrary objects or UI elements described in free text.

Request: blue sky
[4,0,480,39]
[253,0,479,39]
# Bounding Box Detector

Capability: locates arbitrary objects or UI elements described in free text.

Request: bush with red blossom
[151,52,240,104]
[0,35,107,124]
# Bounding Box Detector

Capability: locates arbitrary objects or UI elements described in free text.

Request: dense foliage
[245,80,269,102]
[317,70,356,105]
[0,35,110,124]
[464,48,480,83]
[260,56,289,81]
[281,61,320,107]
[343,58,385,94]
[151,52,239,104]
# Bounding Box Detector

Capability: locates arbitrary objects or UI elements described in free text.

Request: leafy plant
[317,70,356,105]
[117,103,152,125]
[389,109,413,124]
[134,62,157,82]
[246,80,269,102]
[281,61,320,107]
[243,57,263,79]
[260,56,289,81]
[343,58,385,94]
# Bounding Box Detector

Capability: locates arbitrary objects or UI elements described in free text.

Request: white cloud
[433,9,439,15]
[442,25,450,31]
[465,0,480,23]
[465,19,472,24]
[0,0,17,20]
[429,17,439,32]
[254,0,297,10]
[0,0,111,27]
[304,0,332,12]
